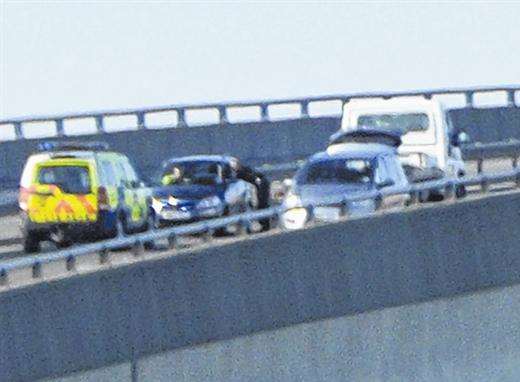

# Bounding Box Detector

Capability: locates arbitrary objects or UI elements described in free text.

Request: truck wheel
[455,184,467,198]
[455,172,467,198]
[23,234,40,253]
[259,216,271,232]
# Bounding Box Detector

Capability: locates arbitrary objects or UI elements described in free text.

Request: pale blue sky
[1,1,519,119]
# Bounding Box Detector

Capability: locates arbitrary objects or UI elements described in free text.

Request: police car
[18,142,152,252]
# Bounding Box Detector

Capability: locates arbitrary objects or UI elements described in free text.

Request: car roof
[164,155,236,165]
[314,143,396,161]
[30,150,121,160]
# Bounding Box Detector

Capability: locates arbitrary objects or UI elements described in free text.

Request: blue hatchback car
[151,155,269,229]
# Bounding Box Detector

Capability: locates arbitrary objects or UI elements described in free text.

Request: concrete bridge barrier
[1,190,519,381]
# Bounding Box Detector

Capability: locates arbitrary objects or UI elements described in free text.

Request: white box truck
[339,97,470,198]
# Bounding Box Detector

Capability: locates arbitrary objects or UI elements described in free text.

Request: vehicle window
[374,157,389,184]
[222,163,236,180]
[100,160,118,186]
[381,156,401,183]
[21,155,43,188]
[38,166,91,194]
[445,113,455,134]
[161,161,223,186]
[297,158,374,185]
[358,113,429,132]
[115,160,130,186]
[122,159,139,182]
[445,113,457,153]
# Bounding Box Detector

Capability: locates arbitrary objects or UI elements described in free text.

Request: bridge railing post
[218,106,228,125]
[300,101,309,118]
[260,104,269,122]
[465,91,474,108]
[136,112,146,130]
[14,122,23,140]
[507,90,516,107]
[95,115,105,133]
[177,109,187,127]
[55,119,65,137]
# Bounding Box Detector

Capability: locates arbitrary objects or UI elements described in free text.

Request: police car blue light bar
[37,141,110,152]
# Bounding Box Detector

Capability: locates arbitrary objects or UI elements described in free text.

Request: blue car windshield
[161,161,223,186]
[297,158,374,185]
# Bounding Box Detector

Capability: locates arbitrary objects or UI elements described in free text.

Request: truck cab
[340,97,469,179]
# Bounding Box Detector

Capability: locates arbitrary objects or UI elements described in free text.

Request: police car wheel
[144,212,157,250]
[146,211,159,231]
[56,237,73,249]
[115,217,126,237]
[23,234,40,253]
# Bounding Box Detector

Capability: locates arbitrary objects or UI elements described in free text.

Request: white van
[340,97,469,181]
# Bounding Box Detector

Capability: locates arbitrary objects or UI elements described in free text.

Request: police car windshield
[162,161,222,186]
[297,158,374,185]
[358,113,429,132]
[38,166,91,194]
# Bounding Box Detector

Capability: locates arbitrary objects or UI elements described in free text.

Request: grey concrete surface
[139,282,520,382]
[1,190,519,381]
[42,363,131,382]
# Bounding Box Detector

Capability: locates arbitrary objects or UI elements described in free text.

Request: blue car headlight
[197,195,222,209]
[282,191,302,209]
[152,197,168,212]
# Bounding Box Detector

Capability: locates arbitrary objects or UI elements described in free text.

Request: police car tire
[23,234,40,253]
[115,215,126,237]
[146,210,158,230]
[144,212,157,250]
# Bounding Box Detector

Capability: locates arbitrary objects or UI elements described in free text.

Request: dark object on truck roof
[328,128,403,148]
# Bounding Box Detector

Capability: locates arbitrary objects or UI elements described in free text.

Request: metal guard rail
[263,140,520,175]
[1,167,519,283]
[1,85,518,139]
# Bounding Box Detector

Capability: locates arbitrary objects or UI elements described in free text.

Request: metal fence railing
[1,165,519,289]
[1,85,518,140]
[463,140,520,172]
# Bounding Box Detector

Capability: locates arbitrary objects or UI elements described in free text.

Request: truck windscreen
[358,113,429,132]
